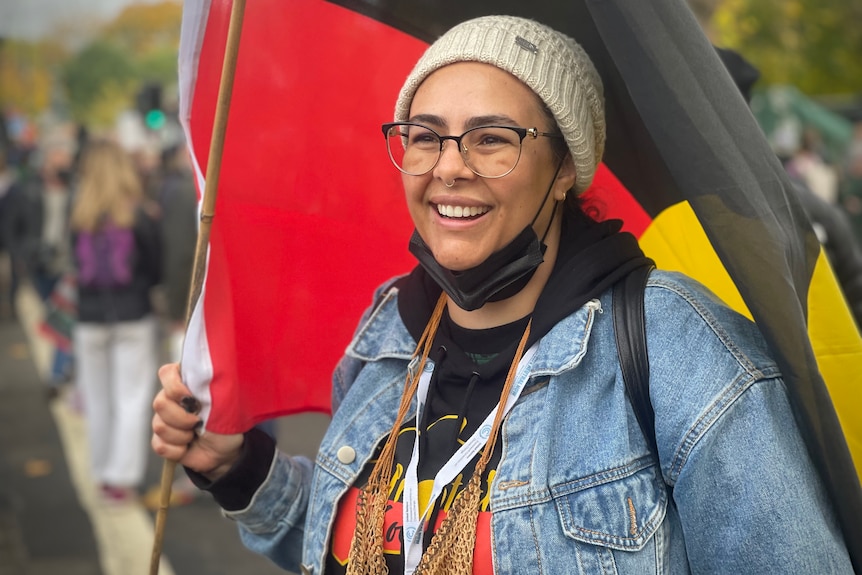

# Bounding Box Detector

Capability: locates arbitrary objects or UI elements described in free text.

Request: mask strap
[530,154,567,243]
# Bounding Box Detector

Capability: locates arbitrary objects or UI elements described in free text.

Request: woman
[151,16,852,573]
[72,140,161,503]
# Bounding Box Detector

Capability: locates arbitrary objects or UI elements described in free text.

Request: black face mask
[408,158,565,311]
[408,225,547,311]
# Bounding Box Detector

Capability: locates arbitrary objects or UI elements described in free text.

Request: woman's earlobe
[556,157,577,199]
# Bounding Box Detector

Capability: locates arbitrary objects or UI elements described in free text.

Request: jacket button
[336,446,356,464]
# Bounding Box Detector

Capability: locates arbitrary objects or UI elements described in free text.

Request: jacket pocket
[553,460,668,551]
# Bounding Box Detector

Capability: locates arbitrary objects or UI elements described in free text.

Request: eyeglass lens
[386,124,524,178]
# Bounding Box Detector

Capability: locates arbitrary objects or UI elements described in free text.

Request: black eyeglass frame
[381,122,563,178]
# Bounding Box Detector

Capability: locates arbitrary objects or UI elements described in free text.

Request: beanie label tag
[515,36,538,54]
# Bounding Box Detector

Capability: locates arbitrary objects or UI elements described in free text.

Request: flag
[177,0,421,431]
[178,0,861,564]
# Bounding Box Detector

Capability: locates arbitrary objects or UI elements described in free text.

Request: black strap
[613,265,658,457]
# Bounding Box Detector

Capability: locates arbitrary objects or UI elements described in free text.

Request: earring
[445,180,455,188]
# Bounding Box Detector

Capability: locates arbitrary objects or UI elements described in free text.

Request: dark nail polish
[181,396,201,414]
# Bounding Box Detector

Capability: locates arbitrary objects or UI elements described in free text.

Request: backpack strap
[613,265,658,457]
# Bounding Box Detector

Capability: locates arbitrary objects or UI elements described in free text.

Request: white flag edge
[178,0,215,431]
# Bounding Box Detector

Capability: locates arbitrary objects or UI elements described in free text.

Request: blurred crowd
[0,113,199,505]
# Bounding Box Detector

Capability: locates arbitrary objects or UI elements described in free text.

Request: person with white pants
[69,140,163,503]
[75,317,158,495]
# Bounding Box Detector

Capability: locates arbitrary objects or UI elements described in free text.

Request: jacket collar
[346,286,603,376]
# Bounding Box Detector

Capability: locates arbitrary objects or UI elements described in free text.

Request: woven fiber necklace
[346,293,533,575]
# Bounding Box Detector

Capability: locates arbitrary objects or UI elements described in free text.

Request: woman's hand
[151,363,244,481]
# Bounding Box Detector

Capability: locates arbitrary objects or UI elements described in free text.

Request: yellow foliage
[102,1,183,55]
[0,40,64,116]
[712,0,862,94]
[85,80,137,128]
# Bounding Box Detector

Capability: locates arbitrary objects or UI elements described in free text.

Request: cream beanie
[394,15,606,194]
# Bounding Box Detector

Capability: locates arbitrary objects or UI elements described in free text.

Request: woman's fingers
[158,363,193,402]
[152,362,201,464]
[152,410,197,445]
[153,388,200,431]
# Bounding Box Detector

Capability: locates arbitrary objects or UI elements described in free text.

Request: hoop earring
[445,180,455,188]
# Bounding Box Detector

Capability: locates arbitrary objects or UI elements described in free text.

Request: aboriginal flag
[177,0,861,564]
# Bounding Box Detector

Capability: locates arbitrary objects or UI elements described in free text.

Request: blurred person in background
[1,136,80,388]
[1,138,75,302]
[70,139,162,503]
[155,142,197,362]
[143,141,200,510]
[785,128,840,206]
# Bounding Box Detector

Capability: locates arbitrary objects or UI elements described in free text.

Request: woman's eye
[409,133,439,147]
[470,129,515,148]
[478,135,504,146]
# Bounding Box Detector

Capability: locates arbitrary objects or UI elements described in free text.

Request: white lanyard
[402,344,538,575]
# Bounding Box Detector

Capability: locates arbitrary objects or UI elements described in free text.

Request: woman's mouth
[435,204,490,219]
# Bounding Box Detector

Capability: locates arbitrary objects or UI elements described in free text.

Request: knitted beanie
[394,15,606,194]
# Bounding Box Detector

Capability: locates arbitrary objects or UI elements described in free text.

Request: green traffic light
[145,109,166,130]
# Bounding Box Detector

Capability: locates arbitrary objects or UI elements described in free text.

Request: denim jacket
[226,270,852,574]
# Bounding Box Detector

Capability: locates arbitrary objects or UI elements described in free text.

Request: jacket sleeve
[227,449,315,573]
[671,377,853,572]
[646,276,853,572]
[185,423,314,573]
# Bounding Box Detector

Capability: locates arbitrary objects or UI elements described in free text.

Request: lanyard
[402,344,538,575]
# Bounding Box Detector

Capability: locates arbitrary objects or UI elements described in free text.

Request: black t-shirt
[326,311,529,574]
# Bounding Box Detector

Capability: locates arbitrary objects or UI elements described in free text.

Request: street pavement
[0,284,330,575]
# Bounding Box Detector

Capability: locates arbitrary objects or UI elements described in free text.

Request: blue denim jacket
[225,270,852,574]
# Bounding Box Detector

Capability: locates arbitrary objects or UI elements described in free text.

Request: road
[0,283,330,575]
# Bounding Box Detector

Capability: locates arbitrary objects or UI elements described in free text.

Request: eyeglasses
[382,122,563,179]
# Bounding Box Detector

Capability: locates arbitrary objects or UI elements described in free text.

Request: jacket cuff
[185,427,276,511]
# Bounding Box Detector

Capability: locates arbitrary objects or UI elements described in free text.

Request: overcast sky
[0,0,165,41]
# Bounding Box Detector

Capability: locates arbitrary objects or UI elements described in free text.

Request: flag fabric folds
[178,0,861,565]
[177,0,423,431]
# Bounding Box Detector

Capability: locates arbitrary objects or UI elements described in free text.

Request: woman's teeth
[437,205,489,218]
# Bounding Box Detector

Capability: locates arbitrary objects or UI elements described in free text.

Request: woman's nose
[434,139,472,182]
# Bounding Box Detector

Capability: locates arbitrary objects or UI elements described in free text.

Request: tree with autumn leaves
[0,1,182,129]
[1,0,860,129]
[692,0,862,97]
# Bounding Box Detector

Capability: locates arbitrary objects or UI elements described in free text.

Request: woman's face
[404,62,575,272]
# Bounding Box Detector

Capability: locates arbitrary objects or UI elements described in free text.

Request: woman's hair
[70,139,143,232]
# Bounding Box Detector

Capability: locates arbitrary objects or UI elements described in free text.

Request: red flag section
[183,0,423,430]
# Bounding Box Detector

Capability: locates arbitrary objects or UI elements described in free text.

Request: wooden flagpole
[149,1,247,573]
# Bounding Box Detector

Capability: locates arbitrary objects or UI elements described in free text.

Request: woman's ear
[553,155,577,201]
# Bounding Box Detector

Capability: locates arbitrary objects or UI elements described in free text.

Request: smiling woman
[150,14,854,575]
